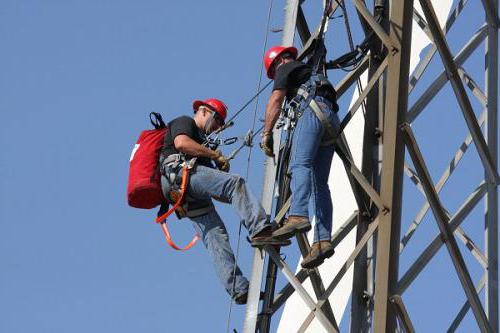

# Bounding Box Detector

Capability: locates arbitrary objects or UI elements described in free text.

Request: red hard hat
[263,46,298,79]
[192,98,228,121]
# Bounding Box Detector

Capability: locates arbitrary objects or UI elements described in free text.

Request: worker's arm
[263,89,287,132]
[174,134,218,159]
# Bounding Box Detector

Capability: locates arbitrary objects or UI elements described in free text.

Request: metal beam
[270,212,358,314]
[372,1,413,331]
[270,269,309,315]
[404,163,425,195]
[408,0,470,95]
[296,6,311,45]
[398,182,488,294]
[351,0,399,52]
[300,215,381,332]
[334,55,369,96]
[337,134,373,213]
[457,67,488,106]
[400,110,487,252]
[418,0,499,183]
[334,142,387,212]
[407,25,488,123]
[266,246,339,333]
[296,233,339,329]
[481,0,500,27]
[243,250,267,333]
[401,123,492,333]
[448,275,487,332]
[455,226,488,268]
[351,18,385,327]
[485,0,499,329]
[338,56,388,134]
[389,295,416,333]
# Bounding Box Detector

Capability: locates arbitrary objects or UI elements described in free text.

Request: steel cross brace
[338,56,388,135]
[411,5,488,108]
[398,181,487,294]
[403,158,488,268]
[481,0,500,27]
[409,0,471,95]
[350,0,399,53]
[401,123,493,333]
[334,55,369,95]
[407,24,488,123]
[265,246,339,333]
[418,0,499,184]
[334,141,387,212]
[400,110,487,252]
[295,233,339,328]
[298,215,381,332]
[269,212,358,314]
[296,2,341,62]
[389,295,416,333]
[448,274,487,332]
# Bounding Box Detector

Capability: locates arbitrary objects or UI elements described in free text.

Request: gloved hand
[213,150,230,172]
[260,131,274,157]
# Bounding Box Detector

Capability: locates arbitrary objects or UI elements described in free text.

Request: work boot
[301,241,335,269]
[250,227,291,247]
[272,215,311,240]
[234,291,265,305]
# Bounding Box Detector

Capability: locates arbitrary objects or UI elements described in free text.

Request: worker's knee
[227,174,246,198]
[289,159,314,170]
[228,174,245,188]
[208,225,229,242]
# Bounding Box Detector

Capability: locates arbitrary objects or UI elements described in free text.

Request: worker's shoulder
[282,60,309,72]
[275,60,310,80]
[170,115,195,126]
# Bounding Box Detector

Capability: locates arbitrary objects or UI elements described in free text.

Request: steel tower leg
[372,0,414,332]
[350,3,385,327]
[485,0,499,331]
[243,1,299,332]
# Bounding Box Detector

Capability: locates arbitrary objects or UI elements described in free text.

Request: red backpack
[127,113,167,209]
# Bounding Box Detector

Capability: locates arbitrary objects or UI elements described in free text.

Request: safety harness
[279,0,340,146]
[282,72,339,146]
[155,153,215,251]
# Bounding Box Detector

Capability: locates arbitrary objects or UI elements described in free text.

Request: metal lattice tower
[242,0,499,332]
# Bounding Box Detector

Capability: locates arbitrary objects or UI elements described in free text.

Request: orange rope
[155,166,200,251]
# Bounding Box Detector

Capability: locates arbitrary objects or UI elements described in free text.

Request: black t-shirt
[161,116,212,167]
[272,61,312,99]
[272,60,338,107]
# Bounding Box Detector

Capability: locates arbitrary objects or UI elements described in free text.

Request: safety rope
[226,81,272,126]
[337,0,368,118]
[155,166,201,251]
[225,0,274,331]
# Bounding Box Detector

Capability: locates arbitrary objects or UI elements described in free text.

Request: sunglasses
[206,108,225,127]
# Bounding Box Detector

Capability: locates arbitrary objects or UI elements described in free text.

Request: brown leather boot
[301,241,335,269]
[272,215,311,240]
[250,227,292,247]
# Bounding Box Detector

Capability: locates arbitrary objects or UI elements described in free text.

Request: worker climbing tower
[242,0,499,332]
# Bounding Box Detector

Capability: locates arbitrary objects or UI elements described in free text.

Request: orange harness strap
[155,165,200,251]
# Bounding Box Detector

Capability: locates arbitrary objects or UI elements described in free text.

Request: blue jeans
[161,165,270,298]
[289,96,340,242]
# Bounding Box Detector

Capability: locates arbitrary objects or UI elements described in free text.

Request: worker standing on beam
[260,46,340,269]
[159,98,290,304]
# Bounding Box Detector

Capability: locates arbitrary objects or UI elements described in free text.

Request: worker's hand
[260,131,274,157]
[213,150,230,172]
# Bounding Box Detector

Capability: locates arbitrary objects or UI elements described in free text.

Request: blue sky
[0,1,496,332]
